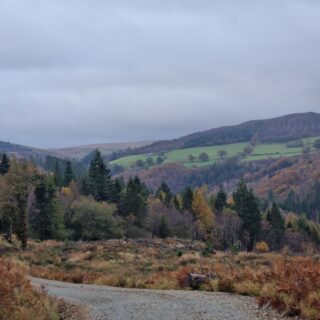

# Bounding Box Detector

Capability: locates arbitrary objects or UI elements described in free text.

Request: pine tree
[266,202,285,249]
[121,176,147,227]
[63,161,74,187]
[156,182,173,206]
[181,187,194,213]
[88,150,112,201]
[53,160,62,187]
[0,153,10,175]
[32,176,66,240]
[215,186,227,211]
[233,180,261,251]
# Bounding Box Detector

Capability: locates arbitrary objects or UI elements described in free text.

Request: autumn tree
[192,188,215,240]
[3,160,37,249]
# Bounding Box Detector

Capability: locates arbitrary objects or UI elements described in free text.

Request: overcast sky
[0,0,320,148]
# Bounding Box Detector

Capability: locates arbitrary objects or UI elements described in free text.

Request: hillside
[0,141,53,159]
[110,135,319,169]
[49,140,154,160]
[132,112,320,154]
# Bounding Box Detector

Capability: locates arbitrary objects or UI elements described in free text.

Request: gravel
[31,277,288,320]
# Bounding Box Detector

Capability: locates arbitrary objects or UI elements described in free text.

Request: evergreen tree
[233,180,261,251]
[32,176,66,240]
[53,160,62,187]
[156,182,173,206]
[181,187,194,213]
[63,161,74,187]
[159,216,171,238]
[266,202,285,249]
[88,150,112,201]
[215,186,227,211]
[121,176,148,227]
[0,153,10,175]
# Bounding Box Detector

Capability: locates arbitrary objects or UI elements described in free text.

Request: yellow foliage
[255,241,270,253]
[192,188,215,237]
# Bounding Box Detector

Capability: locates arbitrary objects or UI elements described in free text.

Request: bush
[255,241,270,253]
[0,258,59,320]
[71,197,123,240]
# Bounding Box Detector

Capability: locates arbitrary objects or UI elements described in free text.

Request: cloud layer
[0,0,319,147]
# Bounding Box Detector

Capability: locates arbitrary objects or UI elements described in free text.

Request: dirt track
[31,277,286,320]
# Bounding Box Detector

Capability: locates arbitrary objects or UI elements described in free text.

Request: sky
[0,0,320,148]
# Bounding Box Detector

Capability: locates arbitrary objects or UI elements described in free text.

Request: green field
[109,136,320,169]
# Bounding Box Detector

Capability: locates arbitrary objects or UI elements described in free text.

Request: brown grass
[5,239,320,319]
[0,258,59,320]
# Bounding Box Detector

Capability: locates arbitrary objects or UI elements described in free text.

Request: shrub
[71,197,123,240]
[0,258,59,320]
[255,241,270,253]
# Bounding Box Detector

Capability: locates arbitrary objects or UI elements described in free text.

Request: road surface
[31,277,284,320]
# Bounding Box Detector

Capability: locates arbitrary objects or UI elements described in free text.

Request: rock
[187,273,209,289]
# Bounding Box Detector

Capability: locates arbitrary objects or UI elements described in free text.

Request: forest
[0,150,319,254]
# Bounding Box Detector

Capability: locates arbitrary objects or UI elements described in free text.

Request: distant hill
[49,141,155,160]
[132,112,320,154]
[0,141,51,159]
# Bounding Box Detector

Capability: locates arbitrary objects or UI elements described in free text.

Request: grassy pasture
[110,136,320,169]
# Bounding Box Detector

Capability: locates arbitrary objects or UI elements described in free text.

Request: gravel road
[31,277,285,320]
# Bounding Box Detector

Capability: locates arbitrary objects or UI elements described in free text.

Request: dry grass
[5,239,320,319]
[0,258,59,320]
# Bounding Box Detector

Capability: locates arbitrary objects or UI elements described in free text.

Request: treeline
[0,151,319,253]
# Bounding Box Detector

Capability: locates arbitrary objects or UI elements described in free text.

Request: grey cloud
[0,0,319,147]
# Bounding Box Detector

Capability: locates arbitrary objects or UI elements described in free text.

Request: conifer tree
[0,153,10,175]
[53,160,62,187]
[215,186,227,211]
[88,150,112,201]
[63,161,74,187]
[266,202,285,249]
[156,182,173,206]
[182,187,194,213]
[233,180,261,251]
[121,176,147,227]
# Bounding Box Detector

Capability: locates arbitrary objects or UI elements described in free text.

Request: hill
[49,141,155,160]
[132,112,320,154]
[110,135,319,169]
[0,141,53,159]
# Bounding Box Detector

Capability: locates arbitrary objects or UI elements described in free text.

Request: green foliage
[198,152,209,162]
[31,176,67,241]
[63,161,74,187]
[215,187,227,211]
[88,150,113,202]
[71,197,123,240]
[121,176,148,227]
[181,187,194,213]
[0,153,10,175]
[266,202,285,249]
[157,182,173,206]
[233,180,261,251]
[314,139,320,150]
